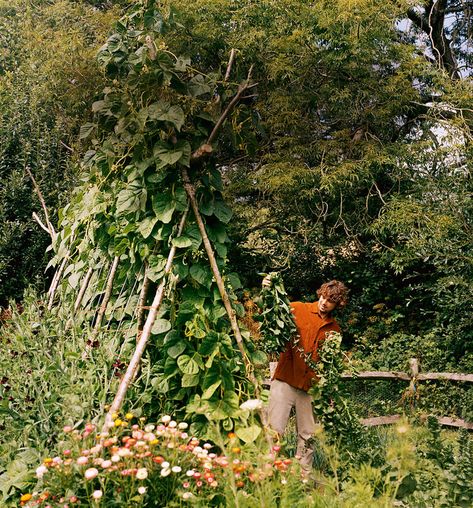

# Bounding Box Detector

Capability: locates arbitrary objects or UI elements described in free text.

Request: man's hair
[317,280,349,309]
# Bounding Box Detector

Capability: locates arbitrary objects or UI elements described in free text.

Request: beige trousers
[268,379,316,471]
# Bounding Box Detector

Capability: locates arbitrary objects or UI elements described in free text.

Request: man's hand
[262,274,272,288]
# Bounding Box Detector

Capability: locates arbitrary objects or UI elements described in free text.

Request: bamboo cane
[82,256,119,358]
[136,268,151,341]
[47,256,68,310]
[73,267,94,315]
[101,209,189,434]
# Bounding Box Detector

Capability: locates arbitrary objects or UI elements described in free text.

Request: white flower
[118,448,132,457]
[183,492,193,500]
[36,465,48,479]
[136,467,148,480]
[186,469,195,477]
[240,399,263,411]
[111,454,120,462]
[178,422,188,430]
[171,466,182,473]
[93,490,103,500]
[168,420,177,428]
[138,486,147,495]
[161,415,171,424]
[144,424,155,432]
[161,461,170,469]
[161,468,171,477]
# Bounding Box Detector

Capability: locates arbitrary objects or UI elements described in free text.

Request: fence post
[407,358,419,410]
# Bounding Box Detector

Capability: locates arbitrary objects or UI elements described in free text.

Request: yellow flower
[20,493,32,502]
[111,412,119,420]
[114,419,123,427]
[125,413,134,420]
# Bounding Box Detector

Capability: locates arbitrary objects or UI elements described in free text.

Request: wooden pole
[83,256,119,358]
[101,209,189,434]
[181,169,273,444]
[73,267,94,315]
[47,256,68,310]
[136,268,151,341]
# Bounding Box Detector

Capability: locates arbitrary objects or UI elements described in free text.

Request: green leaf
[177,355,200,375]
[199,195,215,216]
[152,192,175,223]
[201,379,221,399]
[172,236,193,248]
[138,216,160,239]
[153,141,184,167]
[148,100,185,131]
[116,181,147,214]
[227,272,242,289]
[151,319,172,335]
[182,223,202,249]
[164,330,181,344]
[236,425,262,444]
[182,373,200,387]
[174,186,188,211]
[190,264,211,286]
[213,200,233,223]
[79,122,96,139]
[188,74,211,97]
[198,331,219,356]
[214,242,227,258]
[68,271,81,289]
[167,340,187,358]
[175,56,191,71]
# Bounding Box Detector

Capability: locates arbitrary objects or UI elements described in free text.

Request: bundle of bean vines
[255,272,298,354]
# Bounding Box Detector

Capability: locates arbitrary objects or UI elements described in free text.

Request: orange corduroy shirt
[272,301,340,392]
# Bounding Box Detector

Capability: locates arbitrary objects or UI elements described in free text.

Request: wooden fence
[269,358,473,430]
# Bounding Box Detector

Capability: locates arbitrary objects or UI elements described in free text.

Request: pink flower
[63,425,73,433]
[138,486,147,495]
[77,456,88,465]
[84,468,99,480]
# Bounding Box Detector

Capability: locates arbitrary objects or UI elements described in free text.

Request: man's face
[318,295,337,316]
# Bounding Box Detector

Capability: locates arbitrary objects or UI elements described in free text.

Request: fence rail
[342,358,472,430]
[268,358,473,430]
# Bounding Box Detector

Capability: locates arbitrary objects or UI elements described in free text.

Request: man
[266,279,348,471]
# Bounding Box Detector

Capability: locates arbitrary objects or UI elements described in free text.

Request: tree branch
[25,167,56,240]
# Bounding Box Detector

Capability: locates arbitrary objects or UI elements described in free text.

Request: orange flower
[20,493,32,502]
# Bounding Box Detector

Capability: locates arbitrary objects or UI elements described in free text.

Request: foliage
[0,0,119,305]
[156,0,473,374]
[0,291,133,502]
[254,272,297,355]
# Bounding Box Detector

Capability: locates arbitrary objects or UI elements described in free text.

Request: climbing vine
[49,1,263,436]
